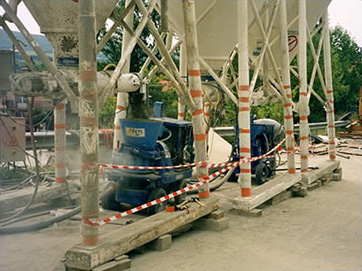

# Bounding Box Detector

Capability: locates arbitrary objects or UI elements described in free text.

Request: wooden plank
[65,197,219,270]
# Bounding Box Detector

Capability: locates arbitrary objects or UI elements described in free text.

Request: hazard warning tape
[99,138,286,171]
[84,139,285,226]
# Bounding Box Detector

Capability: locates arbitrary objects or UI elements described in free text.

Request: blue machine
[230,118,283,184]
[104,118,194,214]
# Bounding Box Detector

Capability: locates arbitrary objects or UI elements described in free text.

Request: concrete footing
[149,234,172,251]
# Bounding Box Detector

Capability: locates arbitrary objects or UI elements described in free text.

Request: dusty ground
[0,154,361,271]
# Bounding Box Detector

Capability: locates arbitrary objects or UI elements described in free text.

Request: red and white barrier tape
[99,138,286,171]
[84,139,285,226]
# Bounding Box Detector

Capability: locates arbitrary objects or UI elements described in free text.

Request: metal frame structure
[0,0,337,246]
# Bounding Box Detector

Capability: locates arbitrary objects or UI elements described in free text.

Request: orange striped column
[177,97,186,120]
[182,0,209,198]
[54,103,66,183]
[323,12,336,161]
[238,0,251,198]
[298,0,310,179]
[279,0,296,174]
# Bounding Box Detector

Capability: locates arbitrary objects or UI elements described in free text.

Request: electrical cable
[0,207,81,235]
[0,97,41,224]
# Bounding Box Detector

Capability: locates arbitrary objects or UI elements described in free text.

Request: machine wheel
[255,162,270,185]
[147,188,167,215]
[174,180,187,205]
[101,193,121,211]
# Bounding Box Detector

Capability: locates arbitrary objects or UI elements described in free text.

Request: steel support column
[279,0,296,174]
[54,103,67,183]
[79,0,99,246]
[298,0,310,180]
[182,0,209,198]
[237,0,251,198]
[323,12,336,161]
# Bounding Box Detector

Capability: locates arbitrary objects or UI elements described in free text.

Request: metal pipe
[298,0,310,180]
[279,0,296,174]
[182,0,209,198]
[237,0,251,198]
[78,0,99,246]
[323,11,336,161]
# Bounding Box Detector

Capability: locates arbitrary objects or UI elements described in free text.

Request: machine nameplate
[126,128,145,137]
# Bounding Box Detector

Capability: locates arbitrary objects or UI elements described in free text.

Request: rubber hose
[0,207,81,235]
[0,182,117,234]
[187,167,236,194]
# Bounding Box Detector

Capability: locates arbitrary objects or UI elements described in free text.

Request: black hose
[0,207,80,235]
[187,167,236,194]
[0,182,117,234]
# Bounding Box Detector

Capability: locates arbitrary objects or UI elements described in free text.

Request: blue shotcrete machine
[102,115,283,214]
[103,118,194,214]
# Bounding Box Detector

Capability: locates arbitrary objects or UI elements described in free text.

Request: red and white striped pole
[323,12,336,161]
[237,0,252,198]
[298,0,310,180]
[280,0,296,174]
[182,0,209,198]
[54,102,67,183]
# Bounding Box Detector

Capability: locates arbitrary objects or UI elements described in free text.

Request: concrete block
[205,210,224,220]
[114,255,129,262]
[92,258,131,271]
[193,217,229,232]
[291,184,308,197]
[170,224,193,237]
[266,190,292,206]
[230,208,263,217]
[333,173,342,182]
[149,234,172,251]
[308,180,322,191]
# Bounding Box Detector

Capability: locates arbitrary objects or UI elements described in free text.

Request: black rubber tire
[255,162,270,185]
[147,187,167,215]
[101,193,121,211]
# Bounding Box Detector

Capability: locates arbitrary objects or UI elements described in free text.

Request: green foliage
[148,73,178,118]
[330,26,362,116]
[99,96,117,128]
[251,103,284,123]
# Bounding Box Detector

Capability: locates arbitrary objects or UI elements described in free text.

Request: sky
[1,0,362,47]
